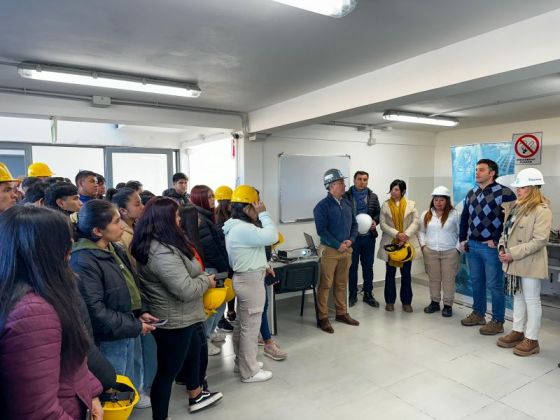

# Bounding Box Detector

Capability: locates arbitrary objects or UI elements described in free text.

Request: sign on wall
[513,132,542,165]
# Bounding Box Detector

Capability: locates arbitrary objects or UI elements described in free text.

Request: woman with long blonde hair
[496,168,552,357]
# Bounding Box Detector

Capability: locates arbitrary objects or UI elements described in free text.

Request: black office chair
[270,260,320,333]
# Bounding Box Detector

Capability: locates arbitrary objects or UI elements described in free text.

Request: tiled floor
[131,285,560,420]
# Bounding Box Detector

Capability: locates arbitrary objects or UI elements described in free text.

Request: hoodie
[223,211,278,273]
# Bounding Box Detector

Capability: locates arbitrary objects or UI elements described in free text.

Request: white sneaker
[233,361,263,374]
[207,341,221,356]
[241,369,273,383]
[211,331,226,342]
[136,393,151,408]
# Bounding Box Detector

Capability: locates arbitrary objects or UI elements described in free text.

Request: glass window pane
[112,153,169,194]
[32,146,104,181]
[0,149,26,178]
[188,139,236,191]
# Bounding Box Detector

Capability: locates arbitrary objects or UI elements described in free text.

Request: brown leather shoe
[403,304,413,313]
[497,331,524,348]
[335,313,360,326]
[513,338,540,356]
[385,304,395,312]
[479,320,504,335]
[461,311,486,326]
[318,318,334,334]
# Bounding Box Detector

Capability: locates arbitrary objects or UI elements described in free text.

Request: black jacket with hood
[195,206,230,273]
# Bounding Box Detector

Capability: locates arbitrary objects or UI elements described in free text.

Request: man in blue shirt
[459,159,516,335]
[343,171,380,308]
[75,170,99,204]
[313,169,359,334]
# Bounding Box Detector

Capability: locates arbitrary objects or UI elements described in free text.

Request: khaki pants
[422,247,460,306]
[318,246,352,319]
[232,270,266,379]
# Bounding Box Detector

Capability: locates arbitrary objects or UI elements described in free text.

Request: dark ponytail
[76,199,117,241]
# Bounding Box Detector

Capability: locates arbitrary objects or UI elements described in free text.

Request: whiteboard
[279,153,351,223]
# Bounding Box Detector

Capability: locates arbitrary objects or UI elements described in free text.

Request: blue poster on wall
[451,142,515,311]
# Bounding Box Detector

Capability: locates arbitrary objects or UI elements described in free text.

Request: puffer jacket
[162,188,190,206]
[499,201,552,279]
[196,206,229,272]
[377,199,421,262]
[136,241,210,329]
[0,292,102,419]
[343,187,381,239]
[70,239,143,342]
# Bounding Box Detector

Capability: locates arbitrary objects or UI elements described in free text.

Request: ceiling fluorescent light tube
[271,0,358,17]
[382,110,458,127]
[17,63,201,98]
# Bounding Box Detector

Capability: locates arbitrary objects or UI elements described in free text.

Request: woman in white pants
[496,168,552,356]
[223,185,278,382]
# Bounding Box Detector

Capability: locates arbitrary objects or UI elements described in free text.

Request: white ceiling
[1,0,560,116]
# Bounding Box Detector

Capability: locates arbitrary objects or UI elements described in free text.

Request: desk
[266,257,320,335]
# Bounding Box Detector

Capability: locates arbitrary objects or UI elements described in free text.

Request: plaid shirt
[459,182,516,244]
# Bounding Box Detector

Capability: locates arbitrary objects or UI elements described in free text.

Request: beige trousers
[318,246,352,319]
[232,270,266,379]
[422,247,460,306]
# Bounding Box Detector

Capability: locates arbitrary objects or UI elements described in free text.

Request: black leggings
[150,322,208,420]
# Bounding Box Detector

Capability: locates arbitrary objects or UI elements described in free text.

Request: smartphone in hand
[149,319,168,327]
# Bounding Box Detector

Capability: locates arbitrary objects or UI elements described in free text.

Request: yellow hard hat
[215,185,233,201]
[384,243,414,263]
[28,162,54,177]
[272,232,285,249]
[231,185,259,204]
[0,165,18,183]
[203,287,227,317]
[224,278,236,302]
[101,374,139,420]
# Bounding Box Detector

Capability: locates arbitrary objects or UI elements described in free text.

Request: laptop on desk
[303,232,318,256]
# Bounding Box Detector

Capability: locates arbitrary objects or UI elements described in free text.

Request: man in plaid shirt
[459,159,516,335]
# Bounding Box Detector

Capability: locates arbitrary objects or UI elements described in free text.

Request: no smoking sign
[512,132,542,165]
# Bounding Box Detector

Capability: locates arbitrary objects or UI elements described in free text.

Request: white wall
[242,124,437,281]
[435,116,560,225]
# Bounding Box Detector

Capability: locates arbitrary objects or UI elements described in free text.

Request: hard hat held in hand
[203,288,227,317]
[28,162,54,177]
[356,213,373,235]
[510,168,545,188]
[231,185,259,204]
[431,185,451,197]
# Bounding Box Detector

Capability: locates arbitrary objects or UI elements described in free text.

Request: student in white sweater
[418,186,461,318]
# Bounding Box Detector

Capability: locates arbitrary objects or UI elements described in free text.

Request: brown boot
[403,304,413,313]
[513,338,540,356]
[335,313,360,326]
[385,303,395,312]
[479,320,504,335]
[461,311,486,326]
[497,331,524,348]
[318,318,334,334]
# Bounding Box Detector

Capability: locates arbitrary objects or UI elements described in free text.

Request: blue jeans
[141,334,157,391]
[466,240,505,322]
[349,234,376,296]
[260,282,271,341]
[99,336,143,391]
[203,267,226,337]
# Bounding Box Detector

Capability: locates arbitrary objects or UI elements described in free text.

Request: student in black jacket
[189,185,232,355]
[70,199,157,397]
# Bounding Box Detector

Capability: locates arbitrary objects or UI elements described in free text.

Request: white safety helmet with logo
[431,185,451,197]
[356,213,373,235]
[510,168,545,188]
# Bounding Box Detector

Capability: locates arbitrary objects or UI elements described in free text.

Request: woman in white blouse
[418,186,461,317]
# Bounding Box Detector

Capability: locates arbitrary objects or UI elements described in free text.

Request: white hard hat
[356,213,373,235]
[431,185,450,197]
[510,168,545,188]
